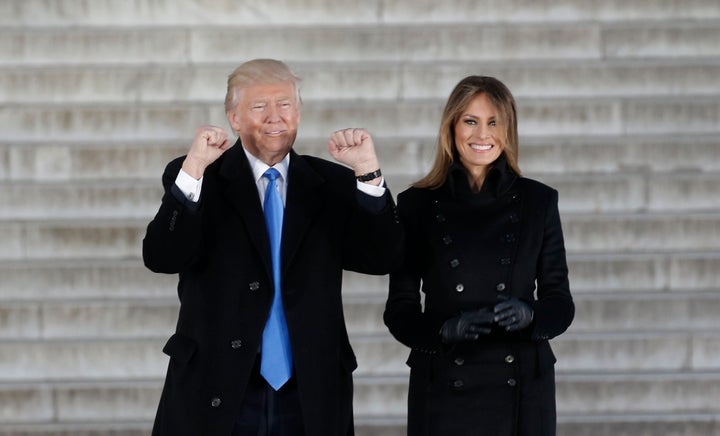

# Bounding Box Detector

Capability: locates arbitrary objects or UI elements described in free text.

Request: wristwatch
[356,169,382,182]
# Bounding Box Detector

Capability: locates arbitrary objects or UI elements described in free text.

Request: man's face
[227,81,300,165]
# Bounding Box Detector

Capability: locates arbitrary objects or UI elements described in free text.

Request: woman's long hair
[414,76,521,189]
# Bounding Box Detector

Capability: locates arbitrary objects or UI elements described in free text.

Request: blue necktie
[260,168,293,390]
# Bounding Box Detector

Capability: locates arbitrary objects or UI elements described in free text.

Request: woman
[384,76,574,436]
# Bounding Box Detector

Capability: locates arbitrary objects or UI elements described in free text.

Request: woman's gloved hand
[494,296,534,332]
[439,308,494,344]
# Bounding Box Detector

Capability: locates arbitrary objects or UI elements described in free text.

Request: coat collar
[444,153,517,200]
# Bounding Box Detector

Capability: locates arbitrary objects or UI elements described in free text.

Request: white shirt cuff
[356,177,386,197]
[175,169,203,202]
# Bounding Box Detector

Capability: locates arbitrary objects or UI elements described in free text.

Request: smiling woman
[384,75,574,436]
[454,93,505,190]
[413,76,521,191]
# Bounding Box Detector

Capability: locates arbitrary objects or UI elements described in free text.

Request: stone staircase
[1,0,719,435]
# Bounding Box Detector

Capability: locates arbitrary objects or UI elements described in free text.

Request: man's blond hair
[224,59,301,113]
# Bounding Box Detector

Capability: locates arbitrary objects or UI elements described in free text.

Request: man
[143,59,403,435]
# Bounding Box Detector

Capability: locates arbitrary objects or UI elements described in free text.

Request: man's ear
[226,111,240,132]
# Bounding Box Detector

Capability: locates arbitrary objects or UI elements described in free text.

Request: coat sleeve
[142,157,204,274]
[529,188,575,341]
[383,191,444,353]
[340,187,405,275]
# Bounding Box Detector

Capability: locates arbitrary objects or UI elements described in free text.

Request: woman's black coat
[384,157,574,436]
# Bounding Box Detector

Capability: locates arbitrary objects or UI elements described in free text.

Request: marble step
[354,372,720,418]
[1,414,719,436]
[355,414,720,436]
[567,252,720,294]
[0,259,176,301]
[1,371,719,423]
[1,331,718,383]
[556,414,720,436]
[2,22,719,66]
[0,252,717,303]
[2,213,719,260]
[2,171,718,220]
[1,292,718,340]
[0,424,151,436]
[2,0,719,27]
[2,97,719,142]
[562,212,720,253]
[3,135,719,182]
[3,61,720,105]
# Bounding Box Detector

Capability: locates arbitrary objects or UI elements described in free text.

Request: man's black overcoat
[144,142,403,435]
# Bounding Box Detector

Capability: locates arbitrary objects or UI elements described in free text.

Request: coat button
[496,282,506,292]
[509,212,520,223]
[210,397,222,407]
[507,378,517,387]
[230,339,243,349]
[435,213,446,223]
[442,235,453,245]
[505,354,515,363]
[449,259,460,268]
[454,357,465,366]
[248,281,260,291]
[455,283,464,293]
[505,233,516,244]
[452,380,464,388]
[499,257,511,265]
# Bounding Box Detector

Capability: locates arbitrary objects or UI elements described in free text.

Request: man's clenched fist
[182,125,231,179]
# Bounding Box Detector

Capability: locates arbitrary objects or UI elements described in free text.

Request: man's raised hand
[328,128,381,185]
[182,125,231,179]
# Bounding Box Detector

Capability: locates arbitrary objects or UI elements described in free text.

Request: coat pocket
[162,333,198,364]
[536,341,557,375]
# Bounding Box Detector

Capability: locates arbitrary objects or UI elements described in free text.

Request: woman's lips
[470,143,493,151]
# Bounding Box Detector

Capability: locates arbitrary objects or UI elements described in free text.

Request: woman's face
[453,93,504,175]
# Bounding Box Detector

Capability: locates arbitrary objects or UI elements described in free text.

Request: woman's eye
[489,120,496,126]
[464,119,476,125]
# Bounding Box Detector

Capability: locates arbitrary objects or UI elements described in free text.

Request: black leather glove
[439,308,494,344]
[494,296,534,332]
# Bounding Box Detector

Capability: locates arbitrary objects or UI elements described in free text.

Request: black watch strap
[356,169,382,182]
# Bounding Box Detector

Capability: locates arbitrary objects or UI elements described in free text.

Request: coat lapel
[219,142,273,279]
[282,150,325,276]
